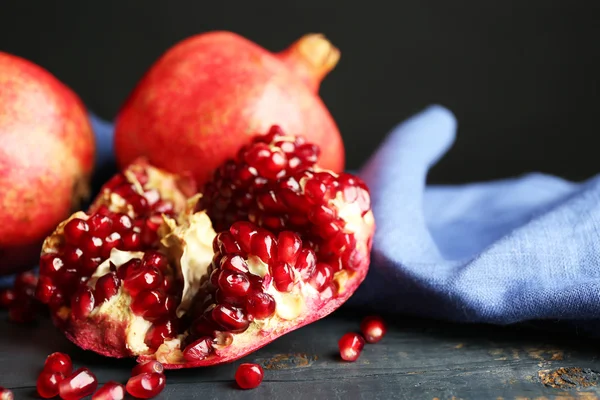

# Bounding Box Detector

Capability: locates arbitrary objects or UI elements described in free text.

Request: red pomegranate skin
[0,52,95,275]
[115,31,345,187]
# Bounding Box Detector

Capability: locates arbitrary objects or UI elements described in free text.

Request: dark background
[0,1,598,184]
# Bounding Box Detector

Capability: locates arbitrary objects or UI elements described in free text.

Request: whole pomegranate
[0,52,95,275]
[115,31,344,187]
[37,128,373,369]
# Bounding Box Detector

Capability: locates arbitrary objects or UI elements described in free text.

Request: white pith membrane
[40,161,374,367]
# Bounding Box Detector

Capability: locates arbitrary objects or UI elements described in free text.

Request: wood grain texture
[1,307,600,399]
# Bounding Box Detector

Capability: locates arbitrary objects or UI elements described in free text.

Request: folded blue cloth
[5,105,600,332]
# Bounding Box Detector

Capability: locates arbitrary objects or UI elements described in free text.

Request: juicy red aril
[37,371,65,398]
[183,336,213,362]
[338,332,365,362]
[271,261,294,292]
[35,276,56,304]
[40,254,64,277]
[81,235,103,257]
[360,315,387,344]
[245,292,276,319]
[215,231,241,254]
[63,218,89,245]
[128,194,149,214]
[0,289,16,308]
[94,272,120,304]
[251,229,277,263]
[144,321,175,350]
[130,290,166,321]
[216,289,245,307]
[132,361,164,377]
[81,257,102,276]
[123,267,163,295]
[71,286,95,320]
[120,231,142,250]
[220,254,249,274]
[235,363,264,390]
[218,270,250,297]
[92,381,125,400]
[310,262,333,291]
[116,258,142,280]
[58,368,98,400]
[88,213,113,236]
[295,249,317,279]
[62,246,84,266]
[126,372,166,399]
[44,352,73,375]
[114,213,133,232]
[229,221,256,253]
[0,387,13,400]
[102,232,122,258]
[142,251,169,273]
[212,304,249,333]
[277,231,302,263]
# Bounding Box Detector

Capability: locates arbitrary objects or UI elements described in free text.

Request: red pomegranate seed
[360,315,387,344]
[183,336,213,362]
[49,291,65,310]
[245,292,276,319]
[130,290,166,321]
[80,257,102,276]
[71,286,95,320]
[63,218,90,245]
[35,276,56,304]
[40,254,64,277]
[212,304,249,333]
[191,314,221,337]
[37,370,65,399]
[277,231,302,263]
[132,361,164,377]
[44,352,73,375]
[218,270,250,297]
[81,235,103,257]
[94,272,121,304]
[113,213,133,232]
[63,246,84,267]
[120,231,142,250]
[127,194,149,214]
[144,321,175,350]
[219,254,249,274]
[102,232,122,258]
[123,267,163,295]
[92,381,125,400]
[0,387,14,400]
[250,229,277,263]
[215,289,245,307]
[126,372,166,399]
[88,213,113,236]
[271,261,294,292]
[142,251,169,273]
[235,363,264,389]
[338,332,365,362]
[230,221,257,253]
[295,249,317,280]
[0,289,16,308]
[58,368,98,400]
[215,231,242,254]
[310,262,333,291]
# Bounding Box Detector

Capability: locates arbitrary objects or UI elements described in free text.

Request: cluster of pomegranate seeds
[338,316,387,362]
[0,271,42,324]
[199,126,371,272]
[36,352,73,398]
[92,382,125,400]
[235,363,264,390]
[0,387,13,400]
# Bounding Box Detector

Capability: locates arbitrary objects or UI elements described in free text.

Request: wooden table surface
[2,307,600,399]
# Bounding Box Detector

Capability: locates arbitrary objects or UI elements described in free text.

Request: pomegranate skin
[115,31,344,187]
[0,52,95,275]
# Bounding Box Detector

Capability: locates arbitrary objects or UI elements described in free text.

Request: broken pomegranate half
[37,128,375,369]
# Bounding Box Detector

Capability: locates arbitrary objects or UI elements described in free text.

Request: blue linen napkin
[5,105,600,332]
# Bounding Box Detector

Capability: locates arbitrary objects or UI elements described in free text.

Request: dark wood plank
[2,307,600,399]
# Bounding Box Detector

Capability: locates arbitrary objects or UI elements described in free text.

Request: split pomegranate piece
[92,382,125,400]
[37,130,374,370]
[235,363,264,389]
[58,367,98,400]
[0,387,14,400]
[338,332,365,362]
[360,315,387,344]
[126,372,166,399]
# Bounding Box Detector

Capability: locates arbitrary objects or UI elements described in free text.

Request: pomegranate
[360,315,386,344]
[92,382,125,400]
[58,368,98,400]
[0,387,13,400]
[235,363,264,389]
[338,332,365,362]
[0,52,95,275]
[115,31,344,187]
[38,130,373,369]
[126,373,166,399]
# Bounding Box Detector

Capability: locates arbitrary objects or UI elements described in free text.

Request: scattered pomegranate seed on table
[338,332,365,362]
[92,381,125,400]
[132,360,164,376]
[44,352,73,376]
[360,315,387,344]
[0,387,13,400]
[235,363,264,389]
[58,367,98,400]
[36,370,65,399]
[126,372,166,399]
